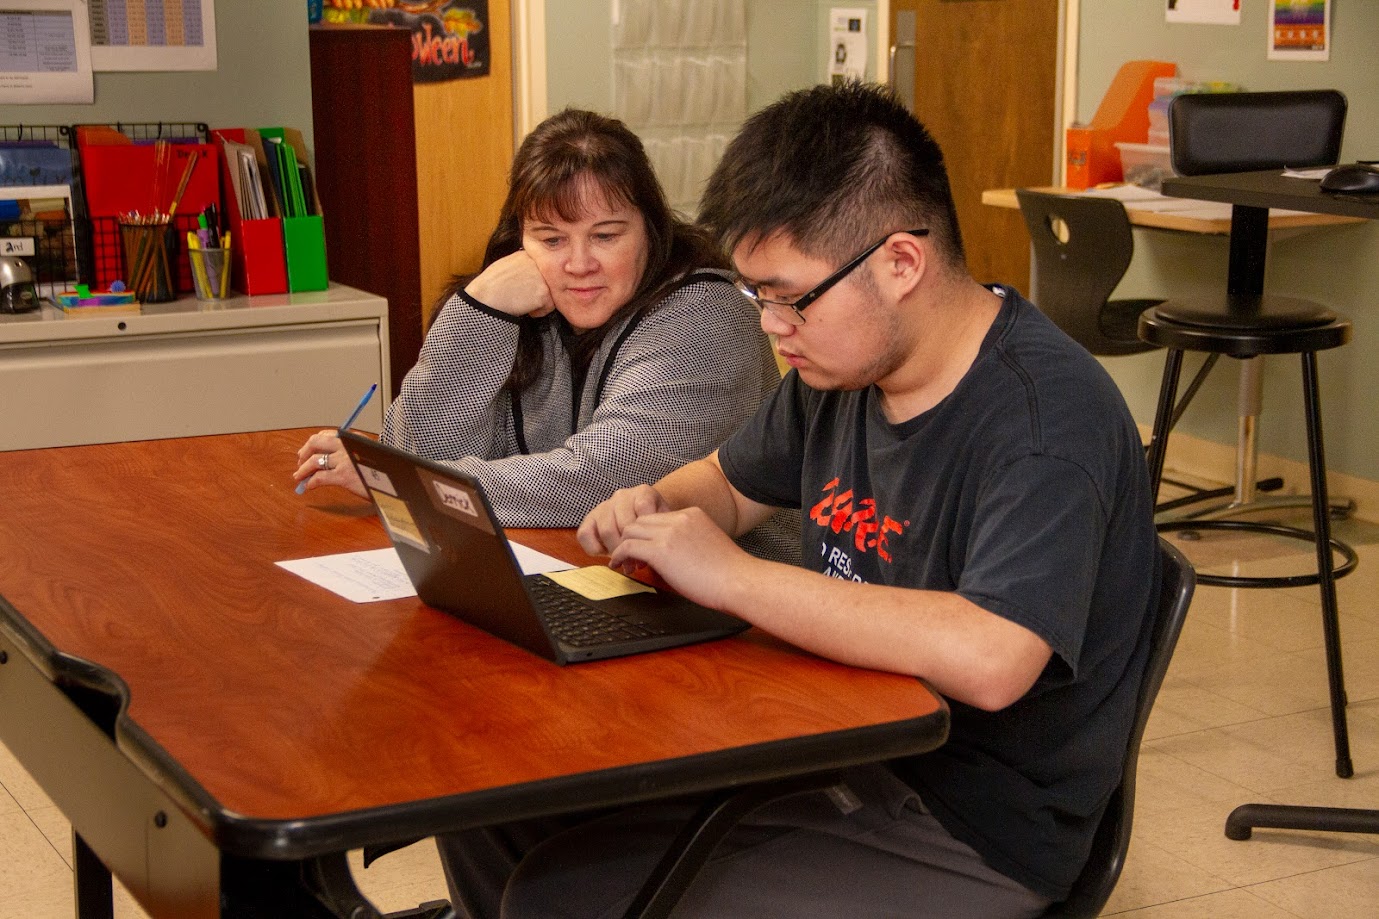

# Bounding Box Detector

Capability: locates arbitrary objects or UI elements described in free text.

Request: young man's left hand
[581,499,749,611]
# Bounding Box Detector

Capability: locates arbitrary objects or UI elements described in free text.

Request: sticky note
[372,492,428,552]
[547,566,656,601]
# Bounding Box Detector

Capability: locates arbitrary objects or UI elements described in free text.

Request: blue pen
[297,382,379,494]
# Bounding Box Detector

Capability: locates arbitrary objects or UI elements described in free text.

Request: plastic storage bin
[1148,97,1171,147]
[1116,142,1173,190]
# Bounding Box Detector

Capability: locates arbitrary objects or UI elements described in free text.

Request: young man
[439,82,1160,919]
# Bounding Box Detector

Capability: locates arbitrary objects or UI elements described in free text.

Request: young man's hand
[579,488,750,611]
[576,485,670,557]
[604,507,748,610]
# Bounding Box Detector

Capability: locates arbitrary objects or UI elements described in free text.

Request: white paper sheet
[509,541,579,576]
[1164,0,1241,26]
[1078,185,1168,203]
[1282,167,1331,180]
[277,548,417,603]
[827,8,867,82]
[277,541,577,604]
[0,0,94,104]
[1071,185,1311,223]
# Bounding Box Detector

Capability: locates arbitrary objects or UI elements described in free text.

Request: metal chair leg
[1226,803,1379,840]
[621,772,843,919]
[1145,349,1183,502]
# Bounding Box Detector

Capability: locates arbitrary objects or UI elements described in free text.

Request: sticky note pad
[547,566,656,601]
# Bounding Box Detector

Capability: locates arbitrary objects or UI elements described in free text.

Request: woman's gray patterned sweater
[382,271,798,561]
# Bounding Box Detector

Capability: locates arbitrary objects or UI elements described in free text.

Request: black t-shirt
[717,287,1160,900]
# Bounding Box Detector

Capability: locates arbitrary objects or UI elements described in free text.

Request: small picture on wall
[1269,0,1330,62]
[1164,0,1241,26]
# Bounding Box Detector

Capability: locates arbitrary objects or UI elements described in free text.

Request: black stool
[1140,89,1358,780]
[1141,295,1357,777]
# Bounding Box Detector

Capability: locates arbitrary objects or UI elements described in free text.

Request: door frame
[1059,0,1081,184]
[513,0,547,137]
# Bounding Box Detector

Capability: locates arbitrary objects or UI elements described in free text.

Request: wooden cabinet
[0,285,390,450]
[310,25,422,396]
[309,15,514,395]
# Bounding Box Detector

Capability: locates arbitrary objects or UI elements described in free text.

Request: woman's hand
[464,250,555,319]
[294,430,368,498]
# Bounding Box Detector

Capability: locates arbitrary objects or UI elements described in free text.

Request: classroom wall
[1077,2,1379,483]
[0,2,314,151]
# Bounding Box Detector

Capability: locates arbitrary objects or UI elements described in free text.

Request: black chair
[1015,189,1239,514]
[1139,89,1358,778]
[1043,539,1194,919]
[1015,189,1167,358]
[622,539,1195,919]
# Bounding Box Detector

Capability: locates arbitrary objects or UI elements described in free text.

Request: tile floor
[4,504,1379,917]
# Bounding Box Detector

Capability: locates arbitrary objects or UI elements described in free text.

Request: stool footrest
[1156,519,1358,589]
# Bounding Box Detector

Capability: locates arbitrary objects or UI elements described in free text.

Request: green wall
[1078,2,1379,482]
[0,2,314,151]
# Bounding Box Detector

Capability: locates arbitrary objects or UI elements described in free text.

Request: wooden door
[414,0,515,327]
[889,0,1058,290]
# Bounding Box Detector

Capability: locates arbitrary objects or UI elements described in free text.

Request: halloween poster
[323,1,490,83]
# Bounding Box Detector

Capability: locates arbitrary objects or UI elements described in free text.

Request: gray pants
[436,764,1052,919]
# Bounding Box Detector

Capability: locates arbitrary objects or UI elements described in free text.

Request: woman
[294,109,790,556]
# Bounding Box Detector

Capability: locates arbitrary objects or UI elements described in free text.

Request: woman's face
[520,181,650,333]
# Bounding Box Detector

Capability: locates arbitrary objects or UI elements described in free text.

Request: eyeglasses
[734,229,929,326]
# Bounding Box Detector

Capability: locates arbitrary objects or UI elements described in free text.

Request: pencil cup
[188,247,232,300]
[119,221,178,303]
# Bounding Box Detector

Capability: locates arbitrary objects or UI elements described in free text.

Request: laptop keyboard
[528,577,670,648]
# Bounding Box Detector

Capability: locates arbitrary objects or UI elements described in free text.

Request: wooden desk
[0,429,947,918]
[981,185,1363,235]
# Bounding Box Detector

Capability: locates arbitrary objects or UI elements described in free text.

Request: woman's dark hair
[439,108,727,394]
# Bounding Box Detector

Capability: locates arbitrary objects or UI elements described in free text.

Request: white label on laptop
[372,491,430,552]
[547,566,656,601]
[419,470,495,535]
[358,463,397,496]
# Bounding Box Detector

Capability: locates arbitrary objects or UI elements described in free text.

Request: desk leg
[220,853,452,919]
[73,830,113,919]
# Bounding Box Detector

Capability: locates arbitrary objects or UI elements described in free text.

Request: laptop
[339,431,749,664]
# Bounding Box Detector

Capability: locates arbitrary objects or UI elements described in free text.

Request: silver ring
[317,453,330,470]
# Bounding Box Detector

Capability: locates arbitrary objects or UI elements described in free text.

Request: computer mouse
[1319,163,1379,194]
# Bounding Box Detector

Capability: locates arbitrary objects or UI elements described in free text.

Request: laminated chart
[0,3,94,104]
[86,0,216,70]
